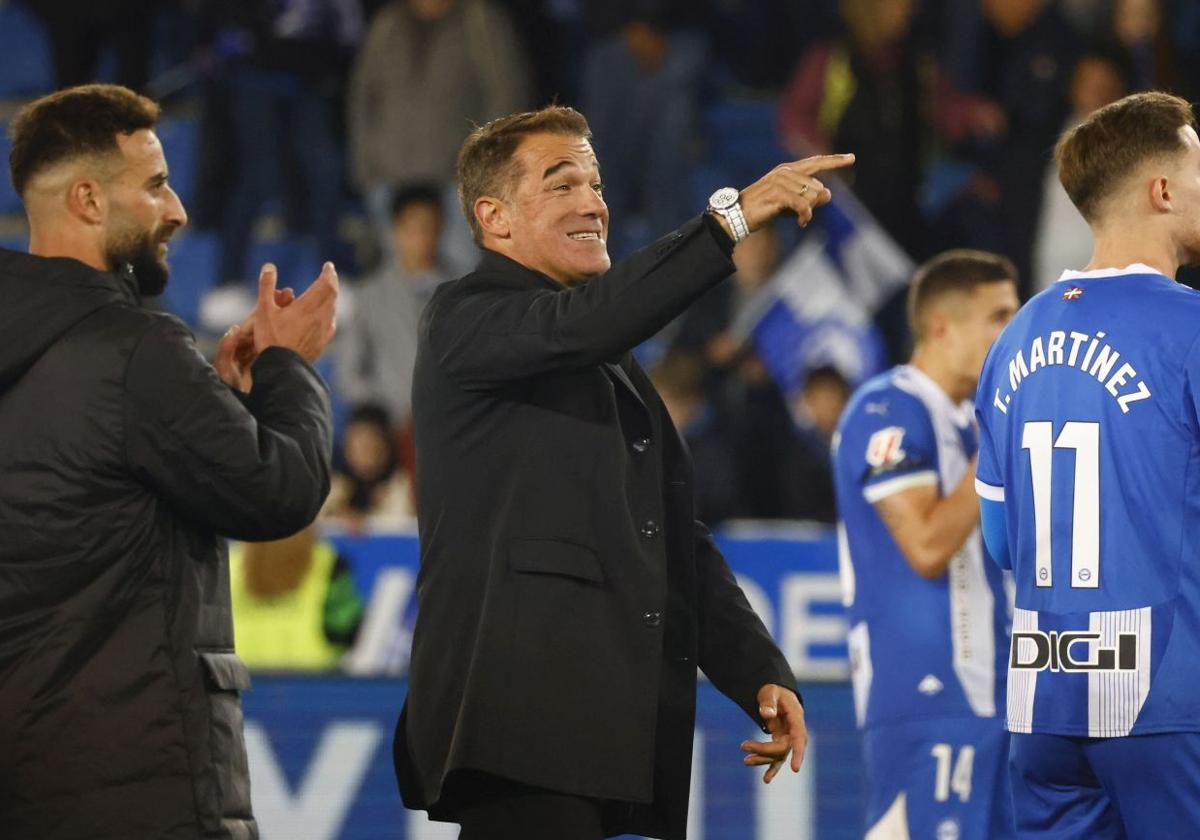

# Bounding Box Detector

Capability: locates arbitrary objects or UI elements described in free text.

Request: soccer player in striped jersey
[834,250,1019,839]
[975,91,1200,838]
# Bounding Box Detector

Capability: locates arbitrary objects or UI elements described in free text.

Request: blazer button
[640,520,660,538]
[643,611,663,628]
[631,436,651,454]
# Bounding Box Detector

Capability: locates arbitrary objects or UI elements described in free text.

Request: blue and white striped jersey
[834,365,1010,730]
[976,264,1200,737]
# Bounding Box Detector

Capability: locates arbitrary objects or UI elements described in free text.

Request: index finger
[791,152,855,175]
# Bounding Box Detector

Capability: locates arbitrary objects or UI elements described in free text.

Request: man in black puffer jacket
[0,84,338,839]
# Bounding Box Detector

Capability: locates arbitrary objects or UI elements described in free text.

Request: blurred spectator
[494,0,579,104]
[230,525,366,669]
[716,351,798,520]
[196,0,363,331]
[580,2,706,257]
[651,350,743,526]
[347,0,531,272]
[20,0,155,91]
[948,0,1079,295]
[1112,0,1180,91]
[323,403,415,529]
[336,184,450,421]
[706,0,838,92]
[1032,49,1129,290]
[1058,0,1116,38]
[781,365,850,523]
[778,0,929,256]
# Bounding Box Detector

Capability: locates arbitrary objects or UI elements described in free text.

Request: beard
[105,223,171,297]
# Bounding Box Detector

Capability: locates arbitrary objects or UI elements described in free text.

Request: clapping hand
[252,261,339,362]
[214,261,339,392]
[214,283,295,393]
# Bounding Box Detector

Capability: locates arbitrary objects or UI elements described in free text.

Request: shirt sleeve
[124,316,334,542]
[850,393,940,504]
[974,378,1005,502]
[979,496,1011,569]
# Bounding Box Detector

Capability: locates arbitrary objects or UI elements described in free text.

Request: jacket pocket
[508,537,604,584]
[198,652,254,829]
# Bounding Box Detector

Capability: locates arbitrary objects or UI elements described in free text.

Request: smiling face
[103,129,187,295]
[498,132,610,286]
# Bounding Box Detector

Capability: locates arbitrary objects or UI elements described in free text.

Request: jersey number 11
[1021,420,1100,589]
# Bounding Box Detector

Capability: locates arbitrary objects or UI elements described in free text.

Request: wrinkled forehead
[512,133,599,183]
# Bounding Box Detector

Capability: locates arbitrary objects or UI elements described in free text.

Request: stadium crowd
[2,0,1198,643]
[5,4,1200,838]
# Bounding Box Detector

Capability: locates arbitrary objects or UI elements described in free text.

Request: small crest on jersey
[1062,286,1083,301]
[865,400,889,416]
[866,426,906,468]
[936,818,961,840]
[918,674,944,696]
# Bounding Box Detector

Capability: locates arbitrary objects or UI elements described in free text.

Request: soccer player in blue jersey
[834,250,1020,839]
[975,91,1200,838]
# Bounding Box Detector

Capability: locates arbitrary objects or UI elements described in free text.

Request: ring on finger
[799,184,810,196]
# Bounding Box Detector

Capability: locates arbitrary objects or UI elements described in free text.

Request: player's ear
[1149,176,1172,213]
[66,177,106,226]
[927,309,948,340]
[475,195,511,240]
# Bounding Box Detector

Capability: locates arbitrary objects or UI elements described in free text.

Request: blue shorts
[1009,731,1200,839]
[863,717,1013,839]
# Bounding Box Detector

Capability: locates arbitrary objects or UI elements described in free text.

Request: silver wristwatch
[707,187,749,243]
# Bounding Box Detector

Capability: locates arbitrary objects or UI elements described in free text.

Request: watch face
[709,187,739,210]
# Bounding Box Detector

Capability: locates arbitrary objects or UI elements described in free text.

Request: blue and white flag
[734,189,913,395]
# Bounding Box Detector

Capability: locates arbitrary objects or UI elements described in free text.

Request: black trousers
[455,776,606,840]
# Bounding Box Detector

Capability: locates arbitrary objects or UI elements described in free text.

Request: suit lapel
[604,357,648,412]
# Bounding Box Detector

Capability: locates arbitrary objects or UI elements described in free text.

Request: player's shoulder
[840,367,934,439]
[1024,271,1200,321]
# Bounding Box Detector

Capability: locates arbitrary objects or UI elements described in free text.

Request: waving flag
[733,189,913,395]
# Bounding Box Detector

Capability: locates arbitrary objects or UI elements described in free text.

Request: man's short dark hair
[390,182,443,222]
[8,83,160,198]
[456,105,592,243]
[803,364,850,399]
[908,249,1017,342]
[1056,91,1196,222]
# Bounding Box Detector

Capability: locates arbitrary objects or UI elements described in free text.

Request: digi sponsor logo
[865,426,906,468]
[1010,630,1138,672]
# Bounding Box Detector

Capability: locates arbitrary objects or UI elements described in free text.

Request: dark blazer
[0,250,333,839]
[397,216,797,839]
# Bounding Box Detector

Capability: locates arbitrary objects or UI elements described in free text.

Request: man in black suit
[397,105,854,839]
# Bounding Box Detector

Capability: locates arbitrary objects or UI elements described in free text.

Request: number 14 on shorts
[931,743,974,803]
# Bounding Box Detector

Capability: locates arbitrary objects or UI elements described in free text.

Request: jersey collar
[1055,263,1165,282]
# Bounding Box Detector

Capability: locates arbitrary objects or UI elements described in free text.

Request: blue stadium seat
[156,116,198,208]
[248,234,321,296]
[702,99,791,185]
[161,230,219,328]
[0,1,54,96]
[0,124,20,215]
[0,233,26,253]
